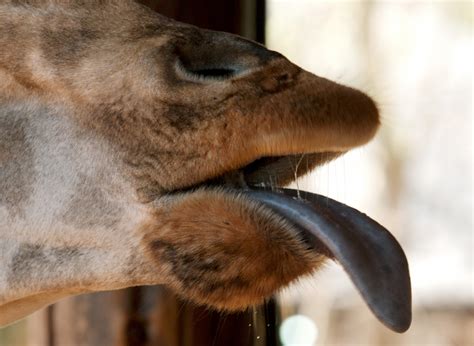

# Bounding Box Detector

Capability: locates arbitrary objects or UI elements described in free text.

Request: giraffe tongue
[241,188,412,333]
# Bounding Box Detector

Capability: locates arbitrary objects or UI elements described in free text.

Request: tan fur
[0,0,379,326]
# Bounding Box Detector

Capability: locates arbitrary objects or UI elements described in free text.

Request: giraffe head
[0,0,411,332]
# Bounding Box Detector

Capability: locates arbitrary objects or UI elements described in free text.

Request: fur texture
[0,0,379,326]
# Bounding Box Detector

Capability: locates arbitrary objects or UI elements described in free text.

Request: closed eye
[188,67,237,79]
[175,58,243,82]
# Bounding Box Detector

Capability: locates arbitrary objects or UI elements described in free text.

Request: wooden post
[27,1,279,345]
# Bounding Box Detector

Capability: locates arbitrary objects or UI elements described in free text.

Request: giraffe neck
[0,100,160,316]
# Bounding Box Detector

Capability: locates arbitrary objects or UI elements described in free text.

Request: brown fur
[0,0,380,324]
[0,114,34,215]
[142,190,325,310]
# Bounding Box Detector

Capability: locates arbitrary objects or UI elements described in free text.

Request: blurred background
[1,0,472,345]
[267,0,473,345]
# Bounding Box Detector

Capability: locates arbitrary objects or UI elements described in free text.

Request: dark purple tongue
[242,188,411,333]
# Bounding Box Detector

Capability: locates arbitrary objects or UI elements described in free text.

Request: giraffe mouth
[205,152,342,189]
[243,152,342,187]
[241,187,411,333]
[178,153,412,333]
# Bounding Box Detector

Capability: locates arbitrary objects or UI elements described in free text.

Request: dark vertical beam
[139,0,241,34]
[137,0,265,43]
[255,0,266,43]
[46,307,55,346]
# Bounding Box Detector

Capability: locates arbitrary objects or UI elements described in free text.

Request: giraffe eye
[176,59,241,82]
[188,67,237,79]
